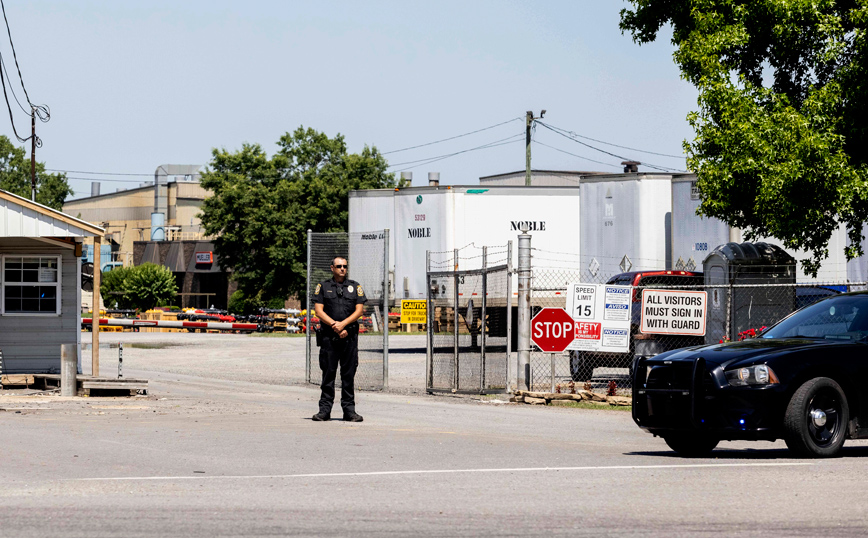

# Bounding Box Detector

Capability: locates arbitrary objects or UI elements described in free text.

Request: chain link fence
[426,243,512,393]
[306,230,389,391]
[528,248,867,395]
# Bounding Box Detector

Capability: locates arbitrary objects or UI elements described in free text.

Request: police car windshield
[762,295,868,341]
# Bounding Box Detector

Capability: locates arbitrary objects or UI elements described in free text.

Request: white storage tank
[579,174,673,280]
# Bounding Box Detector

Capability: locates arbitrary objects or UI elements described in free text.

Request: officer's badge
[314,283,321,295]
[348,285,354,293]
[357,285,364,296]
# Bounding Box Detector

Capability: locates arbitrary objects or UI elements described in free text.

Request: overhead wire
[386,132,525,170]
[538,121,685,172]
[382,117,522,155]
[0,0,48,122]
[542,121,686,159]
[533,140,621,169]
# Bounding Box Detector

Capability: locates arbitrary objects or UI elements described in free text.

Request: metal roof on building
[0,189,104,238]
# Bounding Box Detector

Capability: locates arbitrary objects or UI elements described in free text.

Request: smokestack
[428,172,440,187]
[400,172,413,185]
[621,161,640,173]
[91,182,100,197]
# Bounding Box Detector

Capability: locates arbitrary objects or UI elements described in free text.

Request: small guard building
[0,190,104,374]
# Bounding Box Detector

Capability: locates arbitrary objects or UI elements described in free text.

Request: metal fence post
[306,229,312,384]
[453,248,460,392]
[550,353,556,393]
[426,250,433,391]
[517,227,532,391]
[118,342,123,379]
[382,228,390,391]
[480,246,488,393]
[505,240,514,393]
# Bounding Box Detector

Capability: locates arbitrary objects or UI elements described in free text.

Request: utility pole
[525,110,545,186]
[30,109,36,201]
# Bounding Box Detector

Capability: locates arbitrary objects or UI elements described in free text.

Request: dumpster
[703,242,796,344]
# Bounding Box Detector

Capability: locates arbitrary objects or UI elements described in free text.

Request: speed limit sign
[567,284,596,319]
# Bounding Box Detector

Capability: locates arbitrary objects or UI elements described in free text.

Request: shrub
[123,263,178,311]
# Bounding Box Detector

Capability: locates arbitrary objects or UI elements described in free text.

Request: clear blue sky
[2,0,695,197]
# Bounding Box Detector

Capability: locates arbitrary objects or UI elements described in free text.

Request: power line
[65,176,154,183]
[46,169,154,177]
[382,117,522,155]
[387,132,525,170]
[541,121,686,159]
[0,0,47,122]
[537,122,683,172]
[533,140,622,169]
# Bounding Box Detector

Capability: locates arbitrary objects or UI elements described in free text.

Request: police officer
[311,256,366,422]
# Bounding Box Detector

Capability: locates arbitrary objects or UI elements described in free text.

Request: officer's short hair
[332,256,347,266]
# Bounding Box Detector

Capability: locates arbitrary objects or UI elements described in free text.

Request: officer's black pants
[318,333,359,415]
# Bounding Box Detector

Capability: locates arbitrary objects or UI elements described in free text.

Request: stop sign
[531,308,575,352]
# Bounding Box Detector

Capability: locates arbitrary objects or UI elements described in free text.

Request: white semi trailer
[670,175,853,282]
[349,185,582,300]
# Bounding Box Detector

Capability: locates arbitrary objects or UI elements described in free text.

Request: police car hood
[650,338,838,368]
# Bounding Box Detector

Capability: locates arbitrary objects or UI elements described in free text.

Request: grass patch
[555,401,632,412]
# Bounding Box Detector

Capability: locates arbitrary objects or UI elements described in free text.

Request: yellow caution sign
[400,300,427,324]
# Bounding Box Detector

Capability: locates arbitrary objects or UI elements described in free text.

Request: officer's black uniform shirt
[313,278,367,334]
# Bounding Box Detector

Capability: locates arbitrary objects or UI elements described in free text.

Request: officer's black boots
[343,411,364,422]
[312,411,331,421]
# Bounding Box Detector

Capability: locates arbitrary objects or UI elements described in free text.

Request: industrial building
[63,165,208,266]
[62,164,235,310]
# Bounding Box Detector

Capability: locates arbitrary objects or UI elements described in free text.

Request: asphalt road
[3,333,868,536]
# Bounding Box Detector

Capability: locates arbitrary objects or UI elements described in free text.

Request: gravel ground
[82,331,430,395]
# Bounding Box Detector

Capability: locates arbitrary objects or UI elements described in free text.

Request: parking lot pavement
[84,331,430,394]
[4,332,868,536]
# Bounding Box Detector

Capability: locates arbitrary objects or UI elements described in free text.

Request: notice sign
[565,283,632,353]
[400,300,427,324]
[640,289,707,336]
[603,285,631,321]
[195,251,213,264]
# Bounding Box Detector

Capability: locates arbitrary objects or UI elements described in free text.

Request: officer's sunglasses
[336,287,343,297]
[332,264,347,269]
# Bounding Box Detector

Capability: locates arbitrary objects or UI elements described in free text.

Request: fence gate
[306,230,390,391]
[426,244,512,394]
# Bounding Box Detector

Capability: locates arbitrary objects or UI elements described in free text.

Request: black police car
[633,292,868,458]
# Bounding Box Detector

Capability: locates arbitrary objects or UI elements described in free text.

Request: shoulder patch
[357,285,364,296]
[314,283,321,295]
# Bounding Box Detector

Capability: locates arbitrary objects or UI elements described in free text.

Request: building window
[2,255,61,315]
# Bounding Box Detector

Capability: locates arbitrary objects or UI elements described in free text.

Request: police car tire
[783,377,848,458]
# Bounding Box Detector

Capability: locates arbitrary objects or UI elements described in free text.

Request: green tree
[0,135,73,209]
[621,1,868,275]
[100,266,133,309]
[227,289,285,315]
[199,126,404,301]
[123,263,178,310]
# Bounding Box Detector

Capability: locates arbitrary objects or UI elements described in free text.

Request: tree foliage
[199,126,404,300]
[621,1,868,274]
[100,266,133,309]
[227,289,285,315]
[101,263,177,311]
[0,135,73,209]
